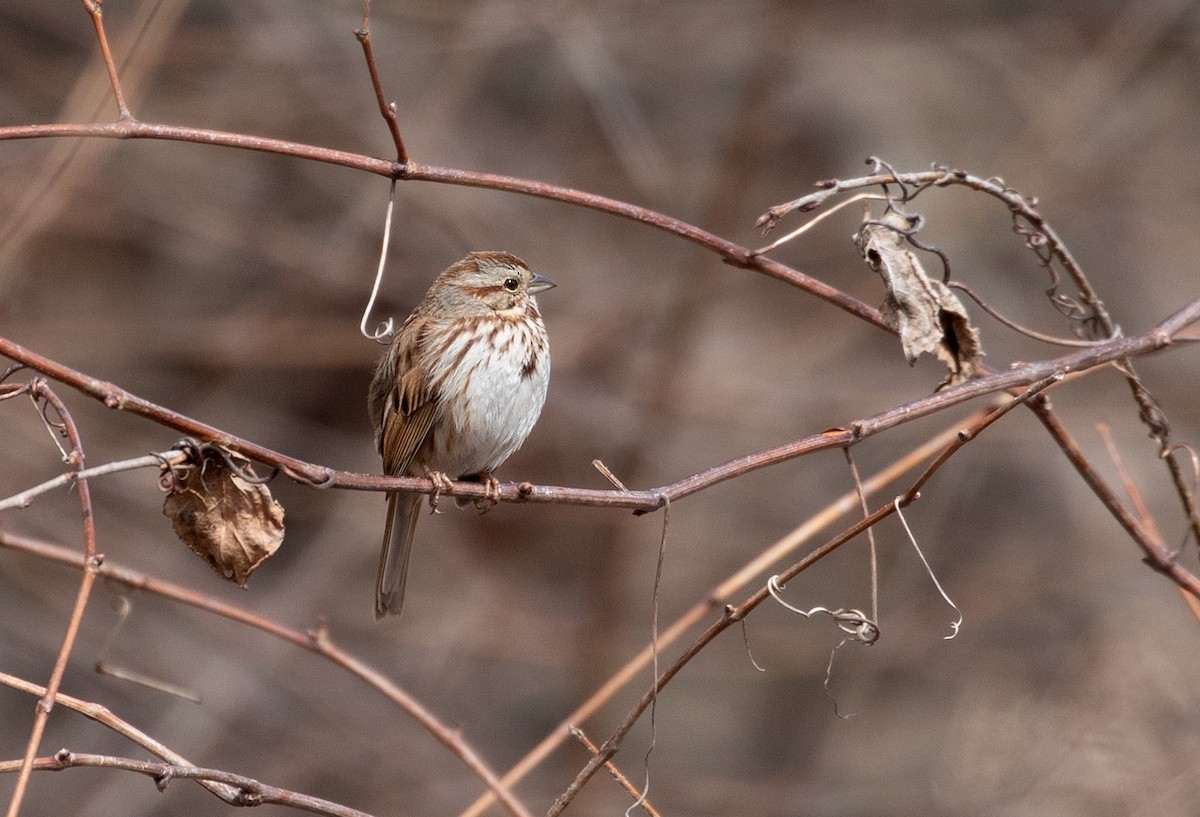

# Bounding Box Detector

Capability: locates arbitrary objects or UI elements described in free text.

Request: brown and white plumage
[368,251,553,618]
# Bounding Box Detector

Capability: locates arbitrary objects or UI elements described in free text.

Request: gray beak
[528,273,557,295]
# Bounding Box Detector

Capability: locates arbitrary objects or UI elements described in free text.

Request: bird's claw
[426,470,454,514]
[474,473,502,513]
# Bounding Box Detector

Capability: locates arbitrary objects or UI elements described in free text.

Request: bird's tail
[375,491,420,618]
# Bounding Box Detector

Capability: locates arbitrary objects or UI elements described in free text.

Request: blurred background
[2,1,1200,815]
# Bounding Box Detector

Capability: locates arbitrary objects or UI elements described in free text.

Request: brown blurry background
[3,2,1200,815]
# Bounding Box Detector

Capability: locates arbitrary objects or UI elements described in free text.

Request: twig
[0,119,884,329]
[0,750,373,817]
[1097,424,1200,624]
[751,192,886,255]
[757,166,1106,332]
[457,411,981,817]
[0,533,534,817]
[1031,399,1200,599]
[0,449,185,512]
[82,0,130,119]
[6,382,100,817]
[353,0,408,163]
[3,301,1197,514]
[901,372,1064,502]
[843,449,879,625]
[949,281,1111,348]
[0,672,239,802]
[545,387,1043,817]
[568,728,662,817]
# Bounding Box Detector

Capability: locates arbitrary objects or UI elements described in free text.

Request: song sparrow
[368,251,554,618]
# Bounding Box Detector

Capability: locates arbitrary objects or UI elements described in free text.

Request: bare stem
[0,532,533,817]
[1032,400,1200,599]
[0,750,373,817]
[457,409,981,817]
[0,450,185,512]
[3,301,1197,515]
[545,390,1053,816]
[6,382,100,817]
[353,0,408,162]
[82,0,130,118]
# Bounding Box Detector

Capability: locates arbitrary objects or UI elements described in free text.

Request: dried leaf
[855,209,983,387]
[162,447,284,586]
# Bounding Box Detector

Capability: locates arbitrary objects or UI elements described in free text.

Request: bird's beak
[528,273,557,295]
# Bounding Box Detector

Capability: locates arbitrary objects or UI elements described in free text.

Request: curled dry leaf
[855,209,983,387]
[162,447,284,586]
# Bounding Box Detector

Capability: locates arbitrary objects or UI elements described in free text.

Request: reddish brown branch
[4,302,1198,518]
[5,381,102,817]
[0,532,533,817]
[0,119,882,328]
[543,384,1073,816]
[82,0,130,119]
[354,0,408,163]
[569,728,661,817]
[1031,401,1200,599]
[0,750,373,817]
[458,412,979,817]
[0,671,240,803]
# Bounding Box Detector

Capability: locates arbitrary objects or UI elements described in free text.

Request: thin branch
[0,672,239,802]
[544,374,1072,816]
[1031,399,1200,599]
[82,0,130,119]
[842,449,879,625]
[3,300,1198,514]
[569,728,662,817]
[757,166,1107,332]
[949,281,1110,348]
[1096,423,1200,623]
[6,382,100,817]
[901,372,1064,502]
[457,411,976,817]
[353,0,408,162]
[0,119,884,329]
[751,192,886,255]
[0,532,534,817]
[0,750,373,817]
[1097,423,1165,544]
[0,449,185,512]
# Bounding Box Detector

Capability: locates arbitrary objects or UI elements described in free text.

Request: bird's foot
[473,472,502,513]
[425,470,454,514]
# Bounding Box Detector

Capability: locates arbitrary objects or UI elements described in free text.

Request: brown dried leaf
[162,447,284,586]
[855,209,983,387]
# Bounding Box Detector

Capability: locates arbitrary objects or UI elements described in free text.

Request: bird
[368,251,554,618]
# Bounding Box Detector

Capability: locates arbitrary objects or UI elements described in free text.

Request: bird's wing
[382,363,438,475]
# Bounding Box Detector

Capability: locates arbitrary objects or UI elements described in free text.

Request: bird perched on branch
[368,251,554,618]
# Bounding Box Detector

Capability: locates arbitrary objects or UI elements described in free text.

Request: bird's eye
[502,277,520,292]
